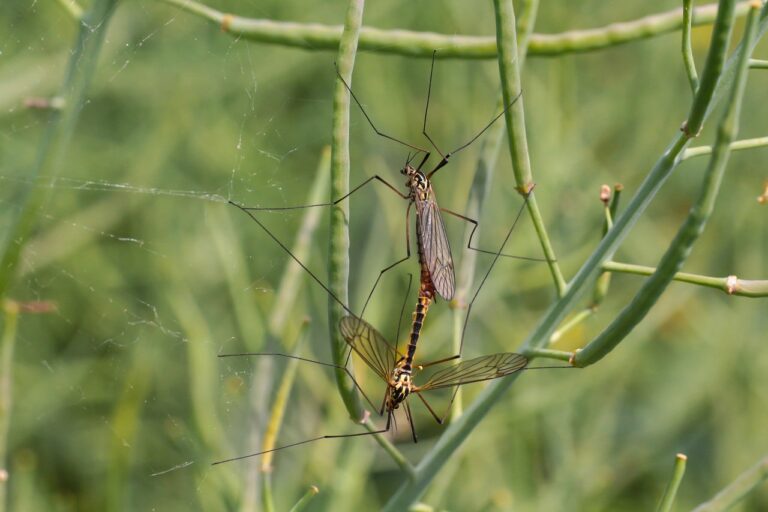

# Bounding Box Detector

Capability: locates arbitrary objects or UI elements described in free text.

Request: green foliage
[1,1,767,511]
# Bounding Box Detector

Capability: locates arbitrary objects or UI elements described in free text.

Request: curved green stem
[159,0,753,59]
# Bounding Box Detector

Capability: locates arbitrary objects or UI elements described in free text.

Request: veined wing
[339,316,399,381]
[416,191,455,300]
[416,353,528,391]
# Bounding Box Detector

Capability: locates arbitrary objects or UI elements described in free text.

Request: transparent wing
[339,315,398,381]
[416,191,455,300]
[417,353,528,391]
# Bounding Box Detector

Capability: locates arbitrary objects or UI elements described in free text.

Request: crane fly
[212,312,557,465]
[230,50,533,313]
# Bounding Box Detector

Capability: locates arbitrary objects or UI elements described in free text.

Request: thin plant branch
[260,323,308,512]
[288,486,320,512]
[682,135,768,159]
[0,303,19,512]
[602,261,768,297]
[159,0,754,59]
[656,453,688,512]
[683,0,700,93]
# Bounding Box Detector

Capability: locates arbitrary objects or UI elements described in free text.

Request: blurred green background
[1,0,767,510]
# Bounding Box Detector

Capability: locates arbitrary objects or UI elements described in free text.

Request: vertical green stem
[0,303,19,512]
[657,453,688,512]
[683,0,700,93]
[329,0,366,420]
[493,0,566,296]
[0,0,119,301]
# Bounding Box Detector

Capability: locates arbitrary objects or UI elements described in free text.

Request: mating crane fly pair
[216,52,564,465]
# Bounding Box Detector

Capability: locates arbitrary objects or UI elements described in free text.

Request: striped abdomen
[404,288,432,371]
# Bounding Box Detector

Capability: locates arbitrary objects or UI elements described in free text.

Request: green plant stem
[683,0,700,93]
[260,324,308,512]
[691,453,768,512]
[0,0,118,302]
[159,0,753,59]
[493,0,566,296]
[0,303,19,512]
[603,261,768,297]
[329,0,365,422]
[682,135,768,159]
[750,58,768,68]
[523,347,573,362]
[384,4,768,508]
[288,485,320,512]
[685,0,740,136]
[54,0,84,20]
[576,1,758,367]
[657,453,687,512]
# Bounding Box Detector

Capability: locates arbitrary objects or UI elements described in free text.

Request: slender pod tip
[600,184,611,204]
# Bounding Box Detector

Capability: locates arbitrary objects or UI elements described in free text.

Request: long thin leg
[240,175,408,211]
[415,354,460,371]
[218,352,379,414]
[334,64,427,153]
[439,206,551,262]
[426,90,524,181]
[211,426,390,465]
[360,201,413,319]
[403,400,418,443]
[229,200,354,317]
[416,393,444,425]
[457,187,535,355]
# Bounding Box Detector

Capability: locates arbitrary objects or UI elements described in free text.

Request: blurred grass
[1,0,767,511]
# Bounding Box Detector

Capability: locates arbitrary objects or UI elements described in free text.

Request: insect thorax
[388,360,413,409]
[402,164,430,201]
